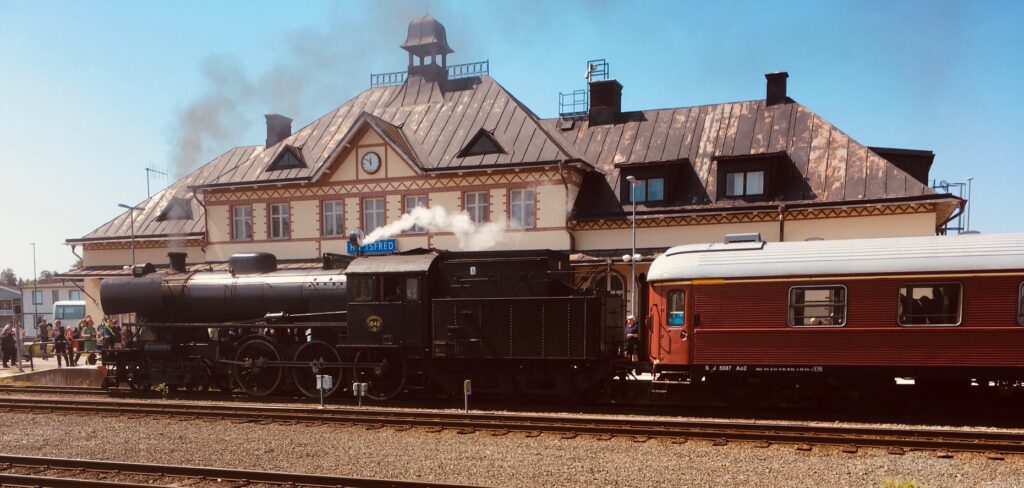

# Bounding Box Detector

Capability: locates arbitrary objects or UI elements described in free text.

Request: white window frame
[404,195,428,233]
[363,198,386,233]
[788,285,847,327]
[465,191,489,224]
[51,290,59,303]
[725,170,765,197]
[69,290,82,301]
[1017,282,1023,326]
[269,203,291,240]
[897,282,963,327]
[322,200,345,237]
[232,206,253,241]
[509,188,536,229]
[32,290,43,305]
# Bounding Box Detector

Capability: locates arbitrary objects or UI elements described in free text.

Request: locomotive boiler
[99,249,622,401]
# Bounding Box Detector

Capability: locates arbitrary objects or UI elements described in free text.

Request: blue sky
[1,0,1022,279]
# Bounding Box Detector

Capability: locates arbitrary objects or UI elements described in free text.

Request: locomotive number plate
[366,315,383,333]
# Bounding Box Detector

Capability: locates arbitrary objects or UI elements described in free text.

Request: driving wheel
[231,339,282,397]
[292,340,343,399]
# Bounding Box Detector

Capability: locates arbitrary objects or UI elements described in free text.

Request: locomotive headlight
[622,254,632,262]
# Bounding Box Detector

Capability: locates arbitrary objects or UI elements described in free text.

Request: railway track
[0,454,480,487]
[0,396,1021,458]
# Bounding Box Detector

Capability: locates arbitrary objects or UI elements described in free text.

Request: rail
[0,396,1020,457]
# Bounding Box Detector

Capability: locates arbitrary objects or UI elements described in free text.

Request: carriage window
[789,286,846,326]
[1018,282,1023,326]
[667,290,685,327]
[406,277,420,302]
[382,275,403,302]
[352,277,377,302]
[898,283,961,326]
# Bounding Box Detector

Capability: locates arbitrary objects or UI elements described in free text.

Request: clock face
[361,151,381,174]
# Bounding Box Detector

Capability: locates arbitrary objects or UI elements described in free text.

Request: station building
[64,15,963,320]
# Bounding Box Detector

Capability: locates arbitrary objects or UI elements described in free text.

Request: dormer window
[714,152,791,202]
[266,145,306,171]
[628,177,665,203]
[458,129,506,157]
[725,170,764,197]
[155,197,193,222]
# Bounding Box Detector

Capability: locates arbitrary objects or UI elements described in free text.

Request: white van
[53,300,86,327]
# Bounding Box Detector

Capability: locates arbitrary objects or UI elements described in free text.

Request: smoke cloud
[362,206,512,251]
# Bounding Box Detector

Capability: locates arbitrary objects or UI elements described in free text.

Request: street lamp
[118,204,144,266]
[31,242,37,331]
[625,176,640,317]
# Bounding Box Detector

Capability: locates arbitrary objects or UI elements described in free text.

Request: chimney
[588,79,623,125]
[168,252,187,273]
[264,114,293,147]
[765,71,789,107]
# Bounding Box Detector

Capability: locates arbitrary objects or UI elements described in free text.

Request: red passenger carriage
[645,233,1024,396]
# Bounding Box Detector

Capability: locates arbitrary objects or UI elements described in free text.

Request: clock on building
[361,151,381,174]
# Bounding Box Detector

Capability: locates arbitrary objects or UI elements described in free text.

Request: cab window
[898,283,961,326]
[352,276,377,302]
[406,277,420,302]
[667,290,685,327]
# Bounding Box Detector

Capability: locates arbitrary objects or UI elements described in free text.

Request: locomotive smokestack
[168,252,187,273]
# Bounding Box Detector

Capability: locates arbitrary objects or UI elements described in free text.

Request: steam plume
[363,206,511,251]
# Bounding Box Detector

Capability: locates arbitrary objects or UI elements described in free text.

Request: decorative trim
[571,202,936,231]
[82,239,204,251]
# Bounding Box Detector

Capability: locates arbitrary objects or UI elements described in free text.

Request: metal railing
[559,89,589,117]
[369,60,490,88]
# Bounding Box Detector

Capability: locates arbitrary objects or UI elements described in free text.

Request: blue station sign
[347,239,397,255]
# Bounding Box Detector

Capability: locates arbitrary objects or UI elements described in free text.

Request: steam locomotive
[100,248,623,400]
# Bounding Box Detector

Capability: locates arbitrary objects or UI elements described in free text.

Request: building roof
[0,286,20,301]
[72,69,957,244]
[648,232,1024,282]
[542,100,949,218]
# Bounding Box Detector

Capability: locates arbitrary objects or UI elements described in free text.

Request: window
[725,170,765,197]
[352,276,377,302]
[789,286,847,326]
[404,195,428,233]
[898,283,962,326]
[322,201,344,237]
[465,192,489,224]
[628,177,665,203]
[232,206,253,241]
[69,290,82,301]
[405,277,420,302]
[52,290,59,303]
[32,291,42,305]
[458,129,506,157]
[363,198,386,233]
[1017,282,1023,326]
[55,304,85,321]
[266,146,306,171]
[509,189,536,228]
[667,290,685,326]
[269,203,291,239]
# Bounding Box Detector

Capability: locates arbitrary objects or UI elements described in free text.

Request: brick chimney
[588,79,623,125]
[765,72,789,107]
[264,114,292,147]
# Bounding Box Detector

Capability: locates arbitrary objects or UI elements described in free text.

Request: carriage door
[651,285,691,367]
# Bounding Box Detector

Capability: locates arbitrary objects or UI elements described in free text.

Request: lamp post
[31,242,37,331]
[625,176,639,317]
[118,204,144,266]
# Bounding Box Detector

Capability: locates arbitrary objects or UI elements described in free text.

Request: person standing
[52,320,68,368]
[1,324,16,368]
[624,315,640,363]
[37,319,49,359]
[109,319,123,350]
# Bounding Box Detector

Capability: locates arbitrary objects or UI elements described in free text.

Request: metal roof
[543,101,951,218]
[647,233,1024,282]
[345,252,440,274]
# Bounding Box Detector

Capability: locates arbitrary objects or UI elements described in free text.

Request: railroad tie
[887,447,905,456]
[712,439,728,447]
[754,441,771,449]
[934,450,953,459]
[985,451,1005,461]
[796,443,812,451]
[841,445,858,454]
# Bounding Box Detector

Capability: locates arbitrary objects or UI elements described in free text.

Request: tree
[0,268,16,287]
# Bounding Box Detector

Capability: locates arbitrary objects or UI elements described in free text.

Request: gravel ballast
[2,410,1023,487]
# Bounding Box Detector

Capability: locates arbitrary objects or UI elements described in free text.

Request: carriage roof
[647,233,1024,282]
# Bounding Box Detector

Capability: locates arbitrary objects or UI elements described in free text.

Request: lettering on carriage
[703,365,824,373]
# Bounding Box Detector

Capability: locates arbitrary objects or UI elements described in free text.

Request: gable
[265,145,306,171]
[457,129,506,158]
[325,125,422,183]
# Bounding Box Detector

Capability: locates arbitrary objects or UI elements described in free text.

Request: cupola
[401,14,454,82]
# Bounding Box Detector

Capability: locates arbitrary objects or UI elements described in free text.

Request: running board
[649,370,691,394]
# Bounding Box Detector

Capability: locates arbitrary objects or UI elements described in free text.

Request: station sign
[347,239,397,255]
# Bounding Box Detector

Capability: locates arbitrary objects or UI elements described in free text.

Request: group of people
[31,315,124,368]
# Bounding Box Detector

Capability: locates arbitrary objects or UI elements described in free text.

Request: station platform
[0,355,103,386]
